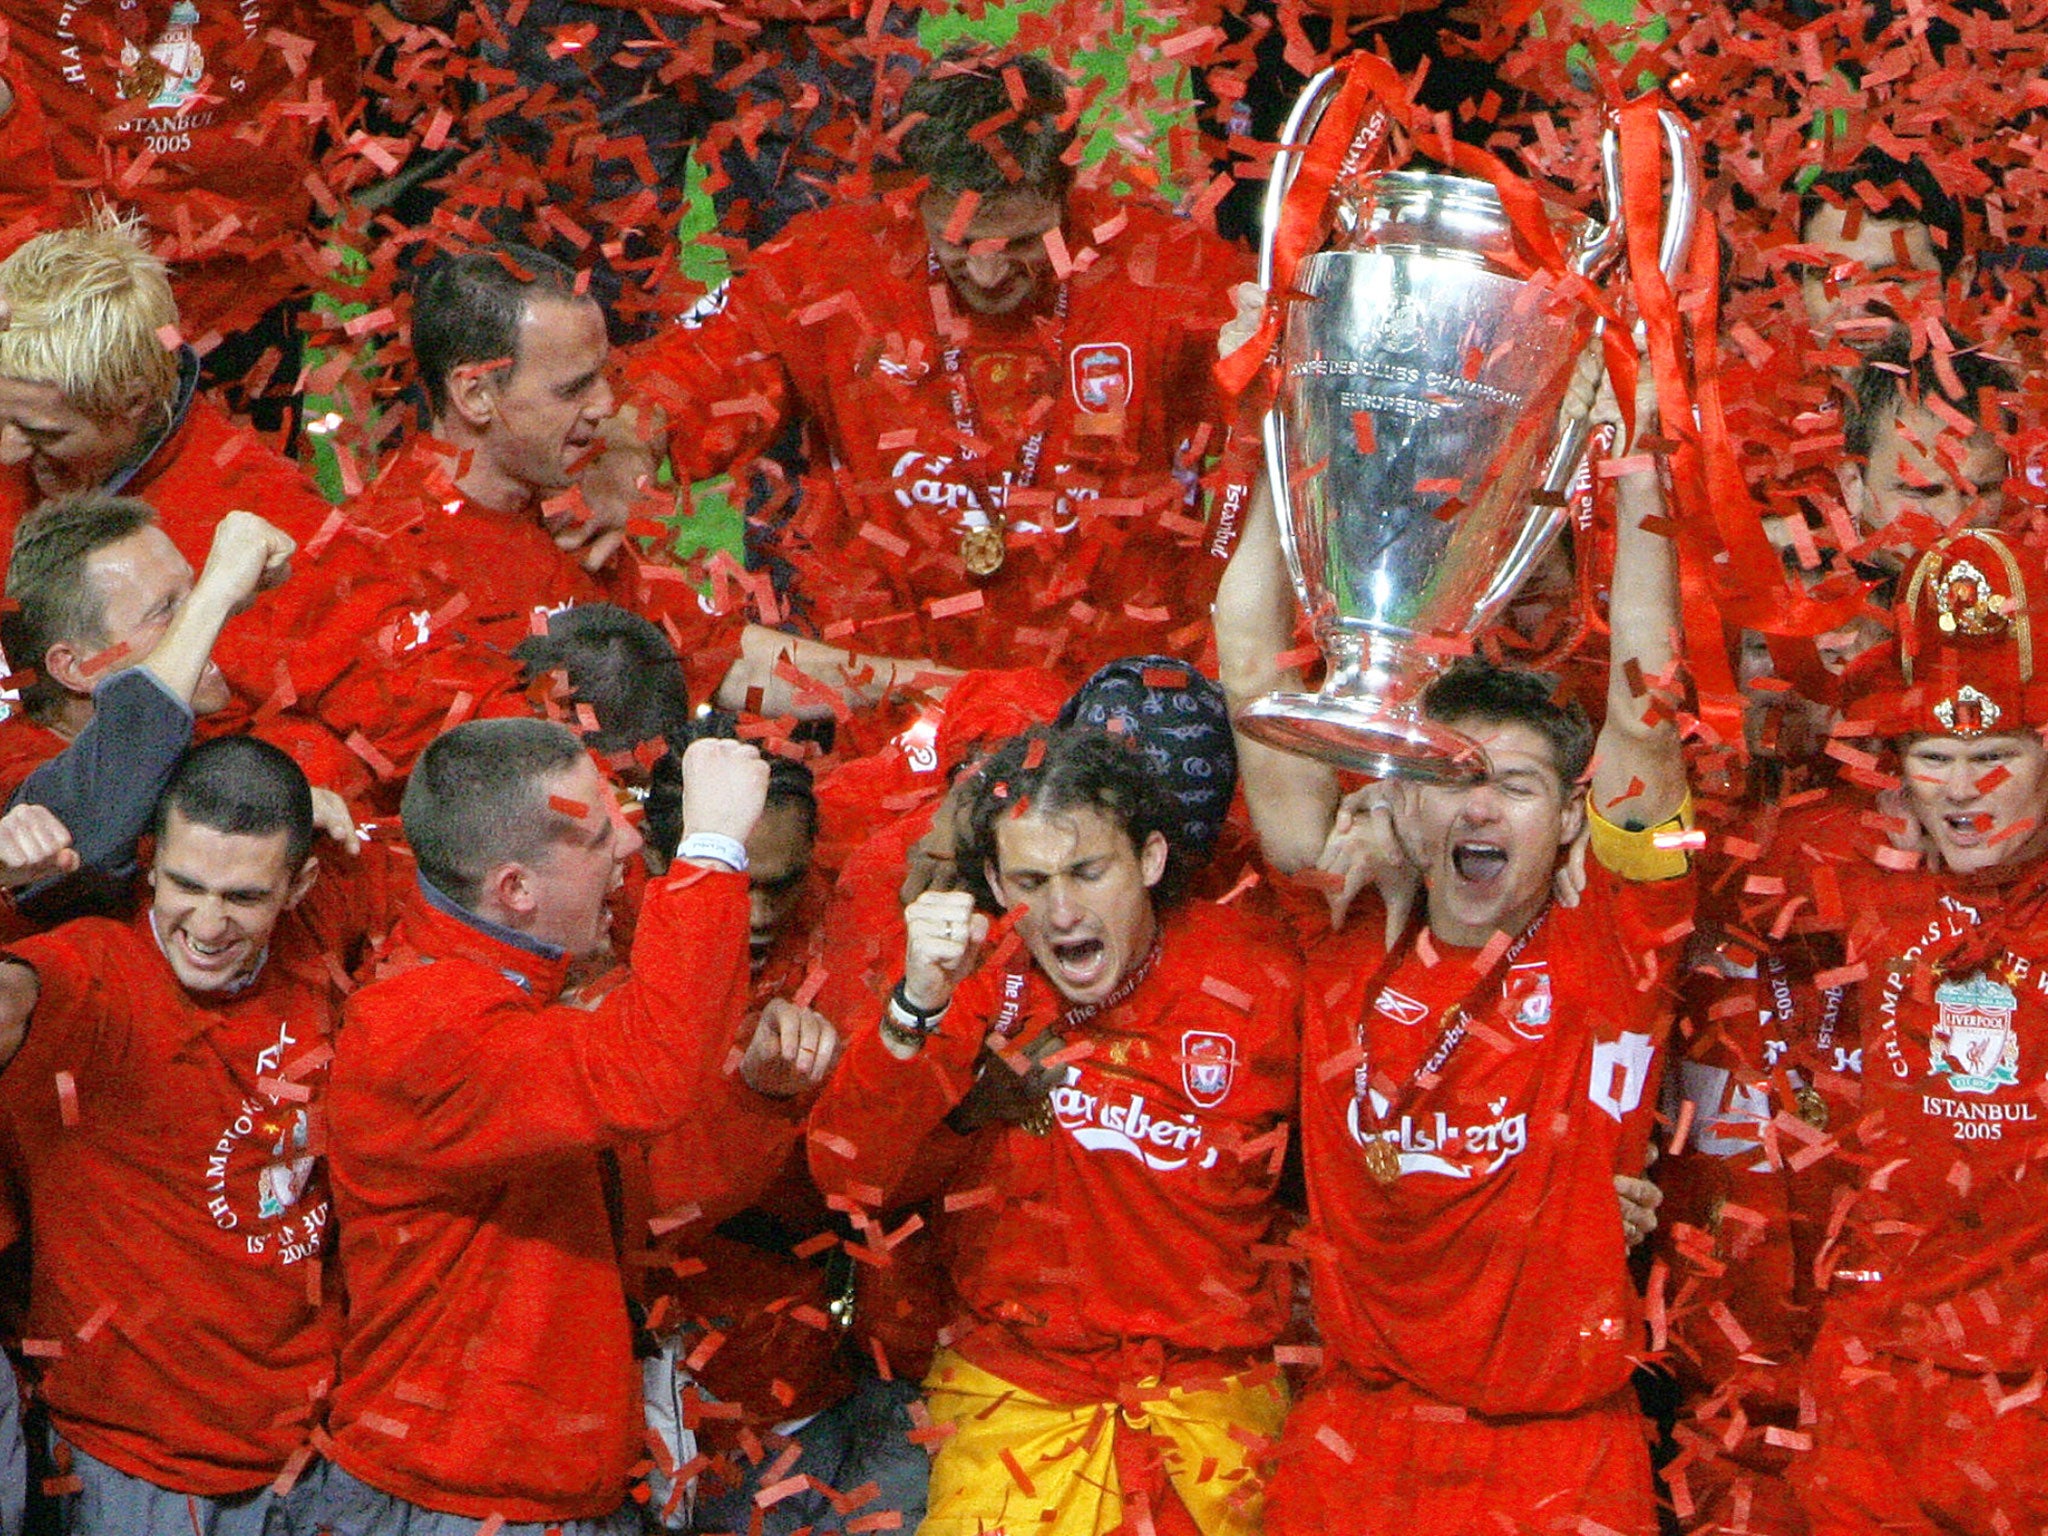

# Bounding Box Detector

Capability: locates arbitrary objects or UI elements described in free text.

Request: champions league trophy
[1235,71,1698,783]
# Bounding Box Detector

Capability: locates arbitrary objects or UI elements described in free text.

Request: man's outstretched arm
[1214,480,1341,873]
[1589,375,1689,835]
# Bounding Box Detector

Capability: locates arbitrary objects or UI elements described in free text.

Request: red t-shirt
[1775,798,2048,1378]
[327,863,756,1523]
[0,848,394,1494]
[1297,859,1694,1417]
[1653,800,1864,1477]
[631,190,1254,679]
[0,1,356,336]
[807,900,1301,1404]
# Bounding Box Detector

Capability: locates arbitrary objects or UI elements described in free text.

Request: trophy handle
[1580,109,1698,281]
[1474,108,1700,622]
[1259,66,1346,620]
[1648,108,1701,282]
[1258,65,1346,291]
[1262,406,1316,616]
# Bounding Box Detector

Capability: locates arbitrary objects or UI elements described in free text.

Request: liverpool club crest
[1931,976,2021,1094]
[1181,1030,1237,1109]
[1070,343,1133,413]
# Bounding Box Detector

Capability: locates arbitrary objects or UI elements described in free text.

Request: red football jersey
[630,190,1254,679]
[265,436,735,800]
[807,900,1301,1405]
[1298,859,1694,1417]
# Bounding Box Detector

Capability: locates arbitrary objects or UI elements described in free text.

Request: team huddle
[0,6,2033,1536]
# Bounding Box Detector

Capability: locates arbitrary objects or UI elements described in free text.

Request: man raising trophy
[1217,57,1702,1536]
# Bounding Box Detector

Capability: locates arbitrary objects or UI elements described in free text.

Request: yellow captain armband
[1585,791,1696,882]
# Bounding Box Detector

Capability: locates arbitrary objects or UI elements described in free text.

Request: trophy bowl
[1237,73,1695,784]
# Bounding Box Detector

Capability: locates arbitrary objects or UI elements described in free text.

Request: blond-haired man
[0,211,330,559]
[0,211,362,791]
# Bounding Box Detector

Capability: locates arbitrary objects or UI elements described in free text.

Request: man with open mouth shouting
[805,723,1301,1536]
[1217,369,1695,1535]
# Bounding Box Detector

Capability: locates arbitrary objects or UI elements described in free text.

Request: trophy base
[1236,693,1490,785]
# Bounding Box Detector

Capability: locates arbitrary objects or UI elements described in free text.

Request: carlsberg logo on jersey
[1931,976,2021,1094]
[1346,1091,1530,1180]
[1050,1081,1219,1172]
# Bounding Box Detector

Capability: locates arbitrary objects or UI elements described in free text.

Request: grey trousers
[314,1462,640,1536]
[688,1373,930,1536]
[56,1439,322,1536]
[0,1357,18,1536]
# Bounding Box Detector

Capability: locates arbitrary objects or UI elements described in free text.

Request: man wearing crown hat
[1755,526,2048,1533]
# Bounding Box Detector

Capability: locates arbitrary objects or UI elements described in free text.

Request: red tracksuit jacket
[326,862,768,1522]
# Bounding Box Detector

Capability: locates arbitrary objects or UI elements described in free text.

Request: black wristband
[887,980,949,1036]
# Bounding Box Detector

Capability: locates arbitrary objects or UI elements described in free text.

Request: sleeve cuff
[94,665,196,722]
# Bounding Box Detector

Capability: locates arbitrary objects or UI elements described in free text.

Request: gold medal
[1364,1137,1402,1185]
[960,522,1006,577]
[1023,1092,1055,1137]
[1795,1083,1830,1130]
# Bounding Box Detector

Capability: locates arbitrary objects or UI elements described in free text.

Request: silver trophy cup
[1237,72,1697,783]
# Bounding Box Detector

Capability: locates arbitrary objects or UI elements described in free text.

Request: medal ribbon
[1352,910,1549,1133]
[924,250,1072,517]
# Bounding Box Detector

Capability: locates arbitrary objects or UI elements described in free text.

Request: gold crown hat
[1848,528,2048,738]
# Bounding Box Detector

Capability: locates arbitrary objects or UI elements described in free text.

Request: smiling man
[0,735,396,1534]
[807,725,1300,1536]
[1216,379,1694,1532]
[628,49,1253,718]
[1755,525,2048,1535]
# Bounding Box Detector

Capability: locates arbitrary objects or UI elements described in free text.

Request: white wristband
[675,832,748,872]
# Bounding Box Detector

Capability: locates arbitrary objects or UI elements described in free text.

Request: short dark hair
[1421,660,1595,786]
[958,726,1187,912]
[764,753,818,843]
[1057,655,1236,867]
[401,718,588,908]
[1843,336,2018,463]
[413,243,582,419]
[513,604,693,756]
[3,491,159,719]
[897,50,1075,199]
[156,735,315,870]
[1798,150,1966,280]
